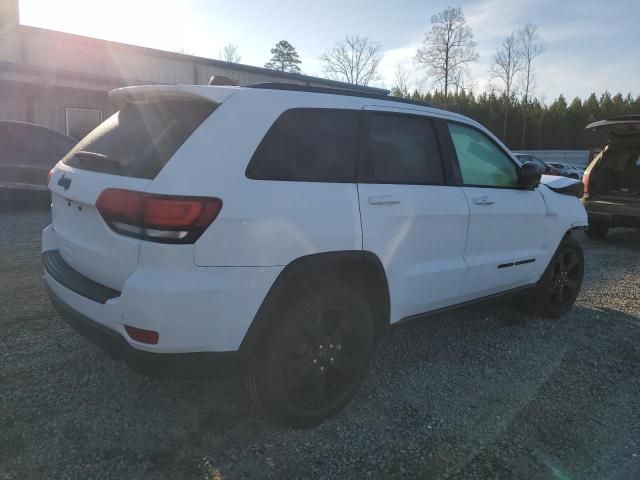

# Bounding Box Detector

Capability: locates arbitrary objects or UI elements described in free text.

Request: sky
[18,0,640,101]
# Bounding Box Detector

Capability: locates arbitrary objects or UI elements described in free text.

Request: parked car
[43,83,588,427]
[566,165,585,179]
[0,120,76,194]
[514,154,564,176]
[582,115,640,239]
[547,162,584,180]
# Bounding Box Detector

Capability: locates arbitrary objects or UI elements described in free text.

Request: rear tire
[245,281,375,428]
[585,220,609,239]
[534,236,584,319]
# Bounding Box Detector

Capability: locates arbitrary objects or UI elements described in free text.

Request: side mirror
[518,161,544,189]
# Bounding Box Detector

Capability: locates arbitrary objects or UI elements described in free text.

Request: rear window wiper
[73,151,121,165]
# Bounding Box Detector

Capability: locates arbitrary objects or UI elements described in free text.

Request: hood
[586,115,640,142]
[540,175,584,198]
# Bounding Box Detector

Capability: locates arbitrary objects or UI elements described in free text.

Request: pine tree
[264,40,302,73]
[393,87,637,150]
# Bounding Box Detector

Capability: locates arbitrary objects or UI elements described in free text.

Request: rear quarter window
[246,108,359,182]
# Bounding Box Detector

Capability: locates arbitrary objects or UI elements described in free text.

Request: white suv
[43,83,588,427]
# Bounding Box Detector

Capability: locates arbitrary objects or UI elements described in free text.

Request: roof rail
[245,83,432,108]
[605,114,640,122]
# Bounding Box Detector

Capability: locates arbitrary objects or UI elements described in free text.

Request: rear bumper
[45,281,240,378]
[42,223,282,355]
[583,198,640,227]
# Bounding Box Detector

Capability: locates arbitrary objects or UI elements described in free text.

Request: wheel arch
[239,250,390,354]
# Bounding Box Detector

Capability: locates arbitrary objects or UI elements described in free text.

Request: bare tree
[415,7,478,97]
[320,35,383,86]
[391,63,410,97]
[489,32,524,140]
[518,24,543,148]
[451,68,475,95]
[219,44,241,63]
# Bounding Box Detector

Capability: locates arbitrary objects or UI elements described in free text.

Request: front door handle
[368,195,401,206]
[472,196,495,206]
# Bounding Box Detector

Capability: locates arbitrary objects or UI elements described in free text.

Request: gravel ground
[1,208,639,480]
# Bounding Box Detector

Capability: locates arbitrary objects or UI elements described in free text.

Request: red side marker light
[124,325,159,345]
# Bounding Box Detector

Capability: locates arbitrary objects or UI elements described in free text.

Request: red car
[582,115,640,238]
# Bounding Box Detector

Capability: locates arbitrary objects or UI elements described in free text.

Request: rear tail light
[47,169,54,186]
[96,189,222,244]
[582,172,590,198]
[124,325,159,344]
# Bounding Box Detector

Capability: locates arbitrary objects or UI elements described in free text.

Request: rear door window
[359,113,444,184]
[62,100,217,179]
[246,108,359,181]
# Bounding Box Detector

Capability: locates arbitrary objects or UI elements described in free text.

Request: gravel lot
[1,208,639,480]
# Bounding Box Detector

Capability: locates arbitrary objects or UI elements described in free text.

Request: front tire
[246,282,375,428]
[534,236,584,319]
[585,219,609,239]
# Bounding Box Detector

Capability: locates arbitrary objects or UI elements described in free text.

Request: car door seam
[355,183,364,251]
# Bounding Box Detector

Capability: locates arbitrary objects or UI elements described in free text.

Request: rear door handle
[472,196,495,206]
[368,195,401,206]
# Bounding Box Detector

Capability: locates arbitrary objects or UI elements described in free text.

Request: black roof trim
[605,114,640,122]
[245,83,432,107]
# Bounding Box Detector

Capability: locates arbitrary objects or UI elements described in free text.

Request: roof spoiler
[109,84,238,106]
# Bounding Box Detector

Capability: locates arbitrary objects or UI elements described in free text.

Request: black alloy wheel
[536,236,584,318]
[247,282,375,427]
[281,306,367,411]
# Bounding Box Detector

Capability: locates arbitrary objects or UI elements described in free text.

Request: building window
[65,108,103,140]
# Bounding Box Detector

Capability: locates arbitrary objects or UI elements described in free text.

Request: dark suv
[582,115,640,238]
[0,120,76,201]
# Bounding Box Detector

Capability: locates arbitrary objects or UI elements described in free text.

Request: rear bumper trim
[42,250,120,304]
[44,281,241,379]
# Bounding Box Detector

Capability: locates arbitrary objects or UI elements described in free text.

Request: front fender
[538,183,589,229]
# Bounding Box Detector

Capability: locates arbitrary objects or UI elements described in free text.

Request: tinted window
[448,123,518,187]
[0,123,28,151]
[360,113,444,184]
[62,100,216,179]
[247,108,358,181]
[27,129,76,156]
[0,123,74,159]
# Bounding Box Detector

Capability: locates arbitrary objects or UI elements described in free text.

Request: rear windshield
[62,100,217,179]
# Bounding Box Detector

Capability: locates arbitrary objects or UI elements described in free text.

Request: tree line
[217,6,637,150]
[405,89,640,150]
